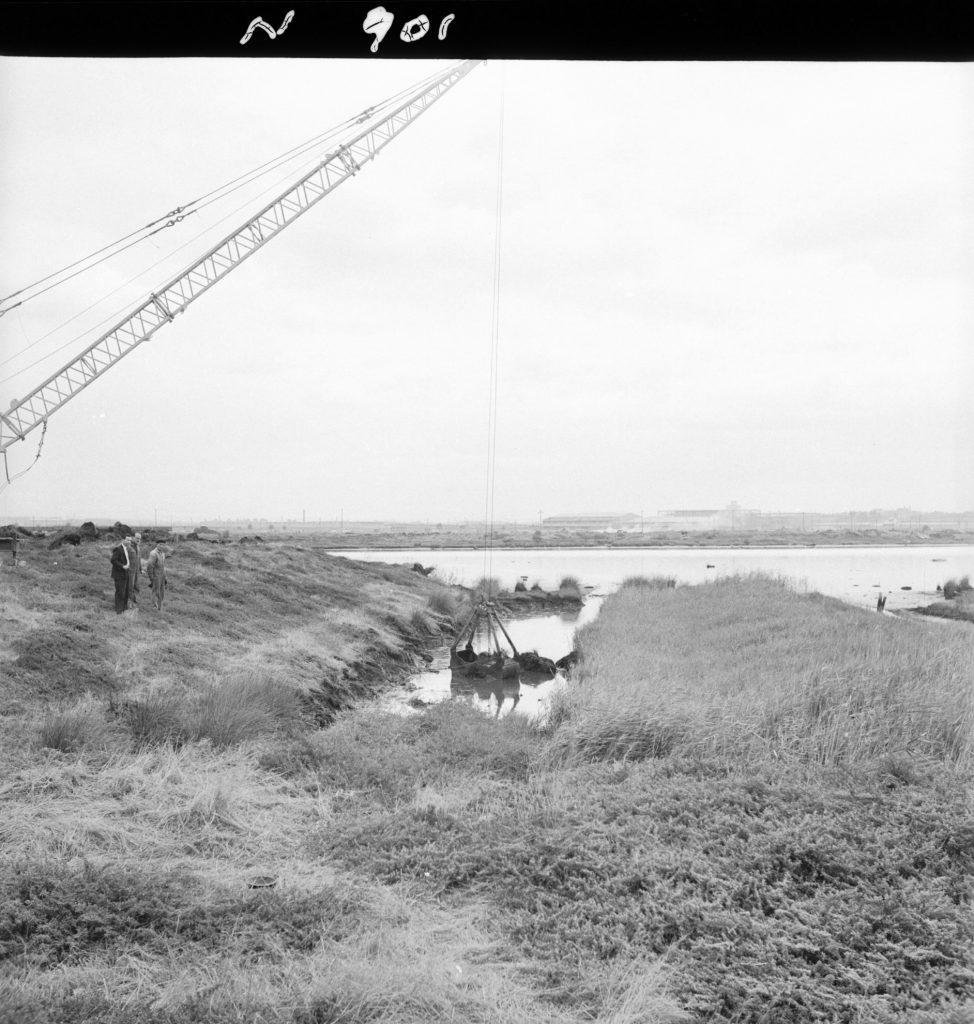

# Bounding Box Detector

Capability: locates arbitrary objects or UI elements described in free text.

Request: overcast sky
[1,57,971,525]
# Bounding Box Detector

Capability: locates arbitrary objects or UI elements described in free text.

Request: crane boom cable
[1,66,470,378]
[0,65,451,317]
[0,144,349,384]
[0,59,481,457]
[0,219,183,312]
[0,149,349,369]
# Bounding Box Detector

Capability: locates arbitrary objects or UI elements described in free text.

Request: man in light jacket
[125,534,141,609]
[146,543,168,610]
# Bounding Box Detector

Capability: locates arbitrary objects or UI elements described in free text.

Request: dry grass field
[2,548,973,1023]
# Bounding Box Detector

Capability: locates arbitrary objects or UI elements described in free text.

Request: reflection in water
[450,672,521,717]
[381,603,595,719]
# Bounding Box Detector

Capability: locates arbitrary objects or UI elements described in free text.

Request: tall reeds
[549,574,974,771]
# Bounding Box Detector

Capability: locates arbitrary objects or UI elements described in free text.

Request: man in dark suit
[110,539,131,614]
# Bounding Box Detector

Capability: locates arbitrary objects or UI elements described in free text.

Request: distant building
[658,509,726,528]
[655,504,757,529]
[542,513,643,532]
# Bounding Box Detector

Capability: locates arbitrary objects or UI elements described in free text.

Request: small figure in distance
[876,592,887,613]
[109,537,131,614]
[146,543,168,611]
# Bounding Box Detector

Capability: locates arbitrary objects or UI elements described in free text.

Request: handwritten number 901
[364,7,455,52]
[238,7,454,51]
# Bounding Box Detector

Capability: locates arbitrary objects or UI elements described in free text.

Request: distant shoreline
[330,540,974,552]
[319,532,974,552]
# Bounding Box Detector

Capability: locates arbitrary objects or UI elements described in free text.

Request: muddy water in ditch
[378,597,605,720]
[354,543,974,718]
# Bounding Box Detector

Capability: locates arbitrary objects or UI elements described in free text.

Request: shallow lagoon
[335,545,973,717]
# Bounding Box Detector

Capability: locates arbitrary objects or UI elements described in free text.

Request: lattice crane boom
[0,59,481,456]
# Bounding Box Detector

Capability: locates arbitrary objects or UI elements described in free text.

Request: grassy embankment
[2,550,973,1023]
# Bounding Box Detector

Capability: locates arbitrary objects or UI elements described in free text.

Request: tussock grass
[123,689,187,747]
[471,576,502,599]
[195,671,303,747]
[36,698,119,754]
[409,608,436,636]
[548,574,974,771]
[427,586,460,619]
[120,672,304,750]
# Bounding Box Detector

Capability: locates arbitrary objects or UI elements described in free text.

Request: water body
[335,545,973,717]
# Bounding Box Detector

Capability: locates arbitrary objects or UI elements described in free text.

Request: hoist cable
[481,72,505,597]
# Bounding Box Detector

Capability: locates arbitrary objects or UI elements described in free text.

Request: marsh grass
[300,701,539,804]
[921,589,974,624]
[620,575,676,590]
[548,575,974,771]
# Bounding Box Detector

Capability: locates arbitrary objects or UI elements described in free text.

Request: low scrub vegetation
[942,574,973,599]
[323,759,974,1021]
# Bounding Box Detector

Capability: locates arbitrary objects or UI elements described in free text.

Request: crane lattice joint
[150,293,177,323]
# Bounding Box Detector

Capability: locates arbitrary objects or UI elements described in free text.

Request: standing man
[110,538,131,614]
[124,535,140,609]
[132,533,143,606]
[146,543,168,610]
